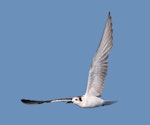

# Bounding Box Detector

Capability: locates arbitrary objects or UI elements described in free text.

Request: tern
[21,12,117,108]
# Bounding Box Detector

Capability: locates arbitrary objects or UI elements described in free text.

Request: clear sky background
[1,0,150,124]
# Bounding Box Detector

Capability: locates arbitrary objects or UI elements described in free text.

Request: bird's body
[74,95,104,108]
[21,12,117,108]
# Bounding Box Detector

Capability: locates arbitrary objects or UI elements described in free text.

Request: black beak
[66,101,73,103]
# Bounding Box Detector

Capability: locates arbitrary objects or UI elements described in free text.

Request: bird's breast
[81,96,104,108]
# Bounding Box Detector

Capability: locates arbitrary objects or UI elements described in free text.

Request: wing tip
[108,11,111,18]
[21,99,44,104]
[21,99,32,104]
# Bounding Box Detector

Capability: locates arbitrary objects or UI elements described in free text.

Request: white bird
[21,12,117,108]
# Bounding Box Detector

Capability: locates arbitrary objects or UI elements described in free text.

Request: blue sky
[0,0,150,124]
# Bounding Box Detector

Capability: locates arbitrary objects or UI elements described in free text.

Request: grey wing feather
[21,98,72,105]
[85,12,113,97]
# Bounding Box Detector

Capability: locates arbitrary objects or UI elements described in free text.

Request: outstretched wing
[85,12,113,97]
[21,98,72,105]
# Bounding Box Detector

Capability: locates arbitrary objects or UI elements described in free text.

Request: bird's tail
[102,100,117,106]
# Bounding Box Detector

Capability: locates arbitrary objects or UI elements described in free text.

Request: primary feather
[85,12,113,97]
[21,98,72,105]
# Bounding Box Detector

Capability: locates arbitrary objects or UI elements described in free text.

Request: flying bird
[21,12,117,108]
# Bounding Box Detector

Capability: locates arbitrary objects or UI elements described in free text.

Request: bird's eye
[75,98,78,101]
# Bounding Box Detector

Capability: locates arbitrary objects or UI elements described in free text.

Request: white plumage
[21,12,117,108]
[85,12,113,97]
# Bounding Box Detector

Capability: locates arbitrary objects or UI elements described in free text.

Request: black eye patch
[79,97,82,101]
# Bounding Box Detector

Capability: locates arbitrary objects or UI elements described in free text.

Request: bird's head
[72,96,83,107]
[67,96,83,107]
